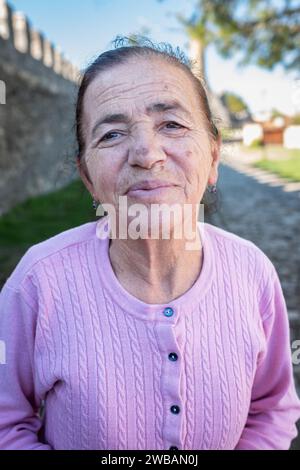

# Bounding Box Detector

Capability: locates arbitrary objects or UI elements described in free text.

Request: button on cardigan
[0,216,300,450]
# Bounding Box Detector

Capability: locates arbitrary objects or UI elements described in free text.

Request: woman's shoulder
[203,222,277,282]
[2,220,98,291]
[204,221,258,248]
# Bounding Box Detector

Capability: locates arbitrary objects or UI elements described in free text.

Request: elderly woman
[0,37,300,451]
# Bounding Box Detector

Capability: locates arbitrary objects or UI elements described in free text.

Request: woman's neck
[108,228,203,304]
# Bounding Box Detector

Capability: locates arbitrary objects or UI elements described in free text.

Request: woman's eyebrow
[91,101,192,139]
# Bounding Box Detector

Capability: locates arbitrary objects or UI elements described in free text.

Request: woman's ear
[208,135,221,185]
[76,155,95,196]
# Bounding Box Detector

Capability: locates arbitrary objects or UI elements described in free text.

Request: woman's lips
[126,185,179,200]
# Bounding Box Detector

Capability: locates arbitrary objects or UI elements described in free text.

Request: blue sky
[9,0,300,116]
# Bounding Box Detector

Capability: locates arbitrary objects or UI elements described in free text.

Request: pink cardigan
[0,217,300,449]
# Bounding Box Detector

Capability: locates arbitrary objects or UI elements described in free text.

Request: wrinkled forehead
[82,58,201,126]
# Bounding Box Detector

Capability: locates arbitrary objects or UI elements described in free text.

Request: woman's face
[78,57,220,218]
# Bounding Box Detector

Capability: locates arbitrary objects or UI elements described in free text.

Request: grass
[0,178,97,288]
[240,145,300,182]
[253,155,300,182]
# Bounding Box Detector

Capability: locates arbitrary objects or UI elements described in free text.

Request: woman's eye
[164,121,183,129]
[101,131,122,141]
[99,123,183,143]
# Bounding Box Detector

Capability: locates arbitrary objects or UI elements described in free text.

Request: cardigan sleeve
[235,265,300,450]
[0,281,52,450]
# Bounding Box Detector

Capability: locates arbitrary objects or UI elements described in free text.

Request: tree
[167,0,300,72]
[221,92,249,114]
[270,108,285,118]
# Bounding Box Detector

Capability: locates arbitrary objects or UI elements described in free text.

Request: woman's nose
[128,129,167,168]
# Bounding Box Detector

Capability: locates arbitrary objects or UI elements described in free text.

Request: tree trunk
[188,37,208,87]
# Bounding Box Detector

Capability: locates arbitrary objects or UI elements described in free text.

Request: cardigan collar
[94,214,214,323]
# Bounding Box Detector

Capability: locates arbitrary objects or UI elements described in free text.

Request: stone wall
[0,0,81,215]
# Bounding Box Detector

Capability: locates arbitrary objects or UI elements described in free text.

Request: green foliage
[291,114,300,125]
[0,178,94,247]
[220,127,233,139]
[254,155,300,182]
[171,0,300,72]
[249,138,264,148]
[222,92,249,113]
[270,108,285,118]
[0,179,96,286]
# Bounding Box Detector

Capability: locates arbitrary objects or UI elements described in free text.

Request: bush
[249,138,264,148]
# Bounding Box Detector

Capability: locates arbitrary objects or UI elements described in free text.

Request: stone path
[220,142,300,194]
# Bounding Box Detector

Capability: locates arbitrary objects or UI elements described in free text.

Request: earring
[92,198,108,216]
[207,184,217,193]
[96,205,107,216]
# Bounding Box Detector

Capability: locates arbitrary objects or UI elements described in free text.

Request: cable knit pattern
[183,312,195,449]
[0,217,300,450]
[211,278,230,449]
[215,235,244,443]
